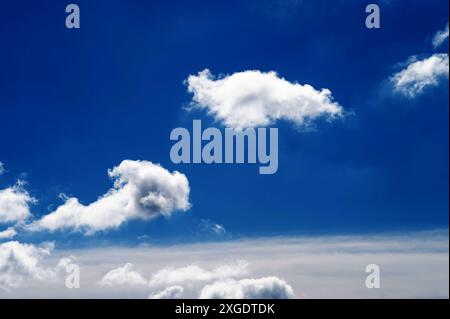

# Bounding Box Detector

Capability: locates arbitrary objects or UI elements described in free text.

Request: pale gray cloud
[149,261,249,287]
[98,263,148,287]
[0,230,447,298]
[0,241,56,289]
[149,285,184,299]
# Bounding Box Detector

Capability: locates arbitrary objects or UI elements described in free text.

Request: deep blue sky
[0,0,448,246]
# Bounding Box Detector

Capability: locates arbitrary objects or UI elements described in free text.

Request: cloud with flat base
[186,69,343,129]
[28,160,191,235]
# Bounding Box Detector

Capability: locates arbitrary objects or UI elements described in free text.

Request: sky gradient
[0,0,448,298]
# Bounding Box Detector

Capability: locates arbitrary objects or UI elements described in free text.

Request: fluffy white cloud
[149,261,249,287]
[99,263,148,287]
[0,227,17,240]
[29,160,190,234]
[0,241,55,289]
[186,69,343,128]
[432,23,449,49]
[0,182,35,224]
[200,277,295,299]
[391,54,449,97]
[149,285,184,299]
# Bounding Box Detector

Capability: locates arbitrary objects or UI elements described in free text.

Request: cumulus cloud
[432,23,449,49]
[0,241,56,289]
[186,69,343,128]
[149,261,249,287]
[29,160,190,234]
[0,227,17,240]
[149,285,184,299]
[390,54,449,97]
[0,181,35,224]
[99,263,148,287]
[199,276,295,299]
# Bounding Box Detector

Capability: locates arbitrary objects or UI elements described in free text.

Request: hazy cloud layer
[98,263,148,287]
[149,261,249,287]
[0,241,56,289]
[149,285,184,299]
[0,230,447,298]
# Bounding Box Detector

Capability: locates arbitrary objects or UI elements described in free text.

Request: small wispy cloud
[0,227,17,240]
[390,54,449,97]
[432,23,449,49]
[199,219,227,236]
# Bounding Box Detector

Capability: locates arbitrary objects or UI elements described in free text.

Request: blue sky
[0,0,448,249]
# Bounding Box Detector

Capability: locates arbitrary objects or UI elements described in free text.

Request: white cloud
[29,160,191,234]
[210,223,226,235]
[55,256,78,271]
[186,69,343,128]
[0,241,55,289]
[98,263,148,287]
[432,23,449,49]
[149,285,184,299]
[0,162,4,176]
[200,276,295,299]
[0,181,35,224]
[0,227,17,240]
[390,54,449,97]
[0,230,448,298]
[149,261,249,287]
[200,219,227,236]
